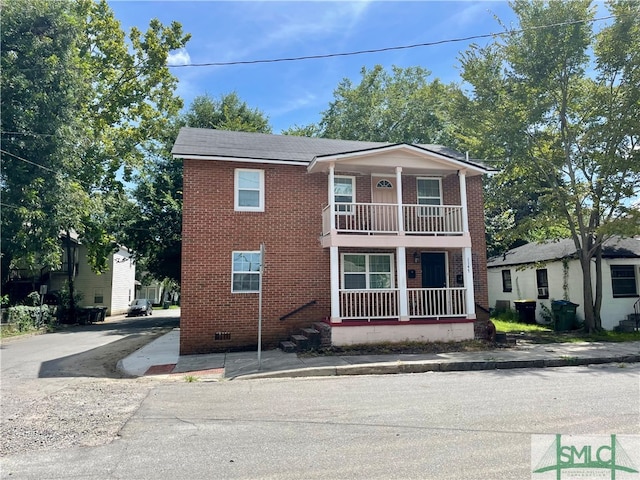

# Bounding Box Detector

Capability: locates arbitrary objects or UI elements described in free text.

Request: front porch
[308,142,487,341]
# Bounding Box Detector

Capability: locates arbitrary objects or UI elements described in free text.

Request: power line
[169,14,616,68]
[1,148,58,174]
[1,130,56,138]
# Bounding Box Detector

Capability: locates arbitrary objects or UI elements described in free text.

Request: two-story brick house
[173,127,493,354]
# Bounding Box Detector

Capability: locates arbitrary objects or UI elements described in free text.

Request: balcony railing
[323,203,464,236]
[338,287,467,320]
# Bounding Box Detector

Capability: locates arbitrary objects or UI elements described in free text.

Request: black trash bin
[514,300,537,324]
[551,300,578,331]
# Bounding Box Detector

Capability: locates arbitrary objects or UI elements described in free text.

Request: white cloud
[167,48,191,66]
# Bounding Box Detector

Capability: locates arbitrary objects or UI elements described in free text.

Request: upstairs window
[376,179,393,189]
[502,270,512,293]
[417,178,442,216]
[334,176,355,213]
[235,169,264,212]
[536,269,549,299]
[611,265,638,297]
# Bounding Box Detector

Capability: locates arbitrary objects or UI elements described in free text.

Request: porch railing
[323,203,464,236]
[340,289,399,319]
[408,288,467,318]
[338,287,467,320]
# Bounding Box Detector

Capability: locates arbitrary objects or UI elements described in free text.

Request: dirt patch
[301,339,498,357]
[1,325,175,457]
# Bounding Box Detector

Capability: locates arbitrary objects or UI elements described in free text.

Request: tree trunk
[579,253,597,333]
[593,243,603,330]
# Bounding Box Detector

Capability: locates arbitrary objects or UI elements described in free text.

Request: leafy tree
[314,65,460,145]
[458,0,640,331]
[184,92,271,133]
[121,93,272,284]
[1,0,190,301]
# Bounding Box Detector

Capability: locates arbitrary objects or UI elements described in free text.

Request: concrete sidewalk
[117,328,640,380]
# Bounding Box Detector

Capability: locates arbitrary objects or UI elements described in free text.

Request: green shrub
[6,305,53,331]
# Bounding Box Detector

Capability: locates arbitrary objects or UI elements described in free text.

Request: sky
[108,1,522,134]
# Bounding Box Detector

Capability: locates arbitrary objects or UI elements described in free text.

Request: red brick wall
[181,161,490,354]
[181,160,331,354]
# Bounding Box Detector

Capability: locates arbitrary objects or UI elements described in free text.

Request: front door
[421,252,447,288]
[371,177,397,232]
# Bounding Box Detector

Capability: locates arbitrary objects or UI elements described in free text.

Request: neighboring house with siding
[7,233,136,316]
[173,128,494,355]
[487,237,640,330]
[137,278,163,305]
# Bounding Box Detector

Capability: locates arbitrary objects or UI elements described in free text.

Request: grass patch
[491,317,640,344]
[184,375,199,382]
[492,319,552,334]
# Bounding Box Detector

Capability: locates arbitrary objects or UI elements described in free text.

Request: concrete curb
[231,354,640,380]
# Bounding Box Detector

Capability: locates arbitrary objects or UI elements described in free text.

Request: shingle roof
[171,127,491,170]
[487,236,640,267]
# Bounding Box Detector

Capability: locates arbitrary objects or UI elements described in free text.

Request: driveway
[0,309,179,456]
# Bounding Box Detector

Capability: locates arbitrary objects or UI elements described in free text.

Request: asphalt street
[2,363,639,479]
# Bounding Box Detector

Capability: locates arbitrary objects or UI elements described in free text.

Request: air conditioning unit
[538,287,549,297]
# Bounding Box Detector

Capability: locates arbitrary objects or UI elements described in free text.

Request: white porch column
[330,246,341,322]
[328,164,336,231]
[397,247,409,321]
[463,247,476,319]
[395,166,404,234]
[458,169,469,233]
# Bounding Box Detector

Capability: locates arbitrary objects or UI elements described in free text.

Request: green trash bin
[514,300,537,324]
[551,300,578,331]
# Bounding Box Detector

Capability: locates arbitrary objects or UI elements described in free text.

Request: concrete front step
[280,323,331,353]
[300,328,320,349]
[279,341,297,353]
[290,334,309,351]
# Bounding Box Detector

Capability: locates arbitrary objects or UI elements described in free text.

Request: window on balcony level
[334,176,355,214]
[417,178,442,216]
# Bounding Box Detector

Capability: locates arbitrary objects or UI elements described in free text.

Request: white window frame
[417,177,442,217]
[611,264,638,297]
[334,175,355,214]
[234,169,265,212]
[341,253,395,290]
[231,250,262,293]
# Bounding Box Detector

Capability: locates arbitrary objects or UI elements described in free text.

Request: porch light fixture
[413,252,420,264]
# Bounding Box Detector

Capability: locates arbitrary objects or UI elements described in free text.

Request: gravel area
[1,324,177,458]
[0,377,157,457]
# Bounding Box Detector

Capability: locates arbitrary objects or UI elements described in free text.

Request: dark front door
[421,252,447,288]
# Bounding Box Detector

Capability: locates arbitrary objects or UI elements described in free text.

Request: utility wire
[169,14,616,68]
[1,149,58,174]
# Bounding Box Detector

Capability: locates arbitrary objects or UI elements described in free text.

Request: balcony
[321,203,469,248]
